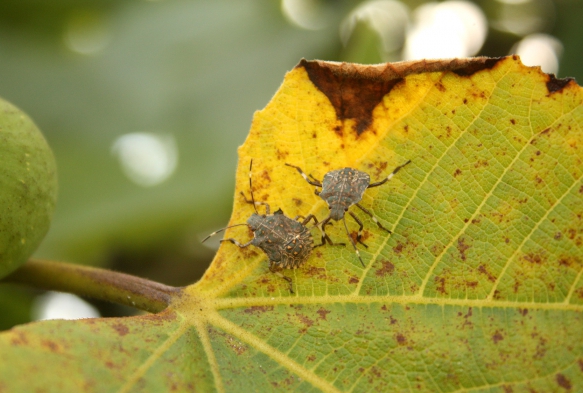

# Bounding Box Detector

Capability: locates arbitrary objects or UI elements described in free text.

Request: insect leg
[368,160,411,188]
[312,216,344,247]
[348,211,368,248]
[269,261,294,294]
[294,214,318,226]
[354,203,392,234]
[342,216,365,267]
[297,214,342,248]
[285,163,323,187]
[220,238,254,248]
[240,192,270,215]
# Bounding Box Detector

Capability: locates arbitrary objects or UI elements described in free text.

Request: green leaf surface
[1,56,582,392]
[0,97,57,279]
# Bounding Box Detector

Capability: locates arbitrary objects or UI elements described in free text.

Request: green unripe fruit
[0,98,57,279]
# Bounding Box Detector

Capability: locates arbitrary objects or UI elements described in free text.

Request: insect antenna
[343,216,365,267]
[248,159,258,214]
[201,223,249,243]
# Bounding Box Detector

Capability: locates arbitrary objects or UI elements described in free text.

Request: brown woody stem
[1,259,182,313]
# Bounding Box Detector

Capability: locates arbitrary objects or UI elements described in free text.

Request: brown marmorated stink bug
[285,160,411,267]
[202,160,320,293]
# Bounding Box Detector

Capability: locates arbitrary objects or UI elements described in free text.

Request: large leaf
[1,56,582,392]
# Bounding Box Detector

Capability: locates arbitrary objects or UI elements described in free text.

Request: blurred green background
[0,0,581,328]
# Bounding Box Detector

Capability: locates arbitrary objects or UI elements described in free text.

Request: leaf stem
[1,259,182,313]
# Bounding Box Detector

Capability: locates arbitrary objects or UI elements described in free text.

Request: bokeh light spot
[281,0,328,30]
[403,1,487,60]
[63,10,111,56]
[32,291,100,321]
[492,0,555,36]
[340,0,410,54]
[112,132,178,187]
[511,34,563,74]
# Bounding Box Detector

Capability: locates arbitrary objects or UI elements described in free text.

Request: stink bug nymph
[203,160,319,293]
[285,160,411,266]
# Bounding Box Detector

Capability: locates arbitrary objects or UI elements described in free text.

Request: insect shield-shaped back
[203,160,318,294]
[319,168,371,221]
[285,160,411,267]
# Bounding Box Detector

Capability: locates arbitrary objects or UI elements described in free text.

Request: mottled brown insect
[285,160,411,266]
[203,160,319,293]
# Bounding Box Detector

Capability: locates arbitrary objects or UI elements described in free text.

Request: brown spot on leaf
[296,313,314,329]
[524,252,544,264]
[534,337,547,359]
[307,355,316,362]
[556,373,572,390]
[435,276,447,295]
[513,279,521,294]
[503,385,514,393]
[466,280,478,288]
[578,358,583,372]
[454,168,462,177]
[111,323,129,337]
[292,198,303,206]
[276,149,289,160]
[453,57,502,76]
[227,337,247,356]
[316,308,331,320]
[510,119,516,125]
[305,266,327,280]
[435,82,446,92]
[244,306,274,315]
[301,60,404,135]
[261,170,271,182]
[477,264,496,282]
[10,332,28,346]
[519,308,528,316]
[546,74,575,93]
[393,242,404,254]
[41,340,59,352]
[457,237,470,261]
[375,260,395,277]
[395,333,407,345]
[558,255,579,268]
[492,330,504,344]
[348,276,359,284]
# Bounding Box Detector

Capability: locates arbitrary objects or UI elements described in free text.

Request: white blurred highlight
[112,132,178,187]
[340,0,409,53]
[32,291,100,321]
[63,11,111,55]
[512,34,563,74]
[281,0,328,30]
[403,1,487,60]
[491,0,554,36]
